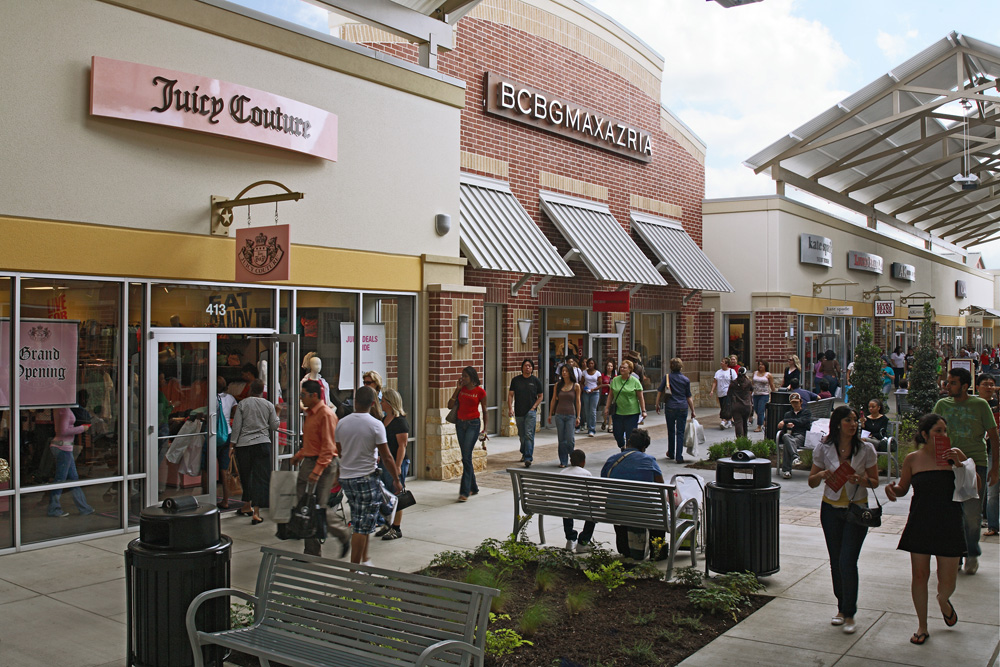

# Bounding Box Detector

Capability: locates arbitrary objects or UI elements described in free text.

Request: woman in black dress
[885,413,969,645]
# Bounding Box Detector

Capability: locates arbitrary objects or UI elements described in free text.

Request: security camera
[953,173,979,190]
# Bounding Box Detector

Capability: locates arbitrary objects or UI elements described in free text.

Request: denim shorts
[340,473,383,534]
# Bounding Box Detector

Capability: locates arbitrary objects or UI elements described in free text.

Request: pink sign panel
[235,225,291,283]
[90,56,337,161]
[0,319,80,409]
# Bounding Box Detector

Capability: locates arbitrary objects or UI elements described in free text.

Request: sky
[232,0,1000,265]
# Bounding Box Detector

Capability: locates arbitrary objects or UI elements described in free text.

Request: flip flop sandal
[943,601,958,627]
[985,529,998,537]
[910,632,929,645]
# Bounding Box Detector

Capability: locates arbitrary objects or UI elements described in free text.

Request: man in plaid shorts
[336,385,401,565]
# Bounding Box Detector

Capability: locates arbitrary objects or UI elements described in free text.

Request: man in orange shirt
[290,379,350,557]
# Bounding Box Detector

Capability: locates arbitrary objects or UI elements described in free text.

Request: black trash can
[706,452,780,576]
[765,391,791,442]
[126,502,232,667]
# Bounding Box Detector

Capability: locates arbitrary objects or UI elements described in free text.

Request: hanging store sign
[484,72,652,163]
[847,250,883,274]
[800,234,833,267]
[891,262,915,282]
[592,291,631,312]
[966,314,984,327]
[908,306,926,319]
[956,280,968,298]
[874,300,895,318]
[0,319,79,409]
[235,225,290,283]
[824,306,853,316]
[339,324,386,391]
[90,57,338,161]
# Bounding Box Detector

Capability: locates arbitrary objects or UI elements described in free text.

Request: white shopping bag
[268,470,299,523]
[952,459,980,502]
[685,419,704,458]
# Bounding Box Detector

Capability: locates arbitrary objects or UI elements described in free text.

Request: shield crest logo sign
[235,224,290,282]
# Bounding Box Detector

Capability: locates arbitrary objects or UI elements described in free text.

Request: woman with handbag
[885,413,969,645]
[808,405,879,635]
[448,366,487,502]
[656,357,695,464]
[376,389,409,540]
[604,360,645,450]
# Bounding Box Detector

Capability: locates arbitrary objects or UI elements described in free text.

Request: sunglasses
[363,380,374,385]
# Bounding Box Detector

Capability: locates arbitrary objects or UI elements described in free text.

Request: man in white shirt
[560,449,595,552]
[336,386,401,565]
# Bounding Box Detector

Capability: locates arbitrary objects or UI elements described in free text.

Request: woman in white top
[580,358,602,437]
[751,362,775,433]
[808,405,879,635]
[890,346,906,389]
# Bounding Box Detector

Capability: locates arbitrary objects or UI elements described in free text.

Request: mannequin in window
[301,355,332,409]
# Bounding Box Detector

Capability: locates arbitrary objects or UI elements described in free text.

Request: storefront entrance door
[147,332,217,507]
[544,332,585,422]
[588,334,622,370]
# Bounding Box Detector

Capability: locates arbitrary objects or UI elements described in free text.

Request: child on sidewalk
[561,449,596,552]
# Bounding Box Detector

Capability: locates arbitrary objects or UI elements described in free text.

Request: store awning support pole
[532,249,578,298]
[510,273,531,297]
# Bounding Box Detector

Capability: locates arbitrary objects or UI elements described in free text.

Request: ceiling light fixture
[952,98,979,190]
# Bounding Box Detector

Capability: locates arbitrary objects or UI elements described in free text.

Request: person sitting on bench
[777,393,812,479]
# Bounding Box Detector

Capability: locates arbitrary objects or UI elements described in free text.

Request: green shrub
[534,567,560,593]
[707,440,737,461]
[619,640,658,665]
[627,560,665,581]
[687,587,747,622]
[584,560,627,591]
[672,566,704,587]
[672,612,704,632]
[518,601,553,636]
[628,610,657,626]
[716,571,765,597]
[658,628,683,642]
[908,304,940,416]
[750,439,776,458]
[565,587,595,615]
[485,614,532,657]
[898,414,919,444]
[465,566,509,613]
[230,601,255,628]
[798,449,813,468]
[429,550,470,570]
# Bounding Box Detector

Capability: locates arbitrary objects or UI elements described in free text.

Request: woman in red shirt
[447,366,488,502]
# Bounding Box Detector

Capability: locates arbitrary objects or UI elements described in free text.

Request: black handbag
[285,484,327,540]
[846,486,883,528]
[608,381,626,418]
[396,489,416,511]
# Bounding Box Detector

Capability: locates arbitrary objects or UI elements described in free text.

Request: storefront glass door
[148,332,216,507]
[544,332,585,420]
[589,334,621,371]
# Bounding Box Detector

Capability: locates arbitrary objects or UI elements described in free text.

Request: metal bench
[774,397,834,472]
[186,546,498,667]
[895,392,920,419]
[507,468,698,578]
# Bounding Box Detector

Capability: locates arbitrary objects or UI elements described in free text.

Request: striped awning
[630,212,734,292]
[459,176,573,277]
[538,191,666,286]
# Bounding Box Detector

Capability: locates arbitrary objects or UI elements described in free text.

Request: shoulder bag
[607,379,627,418]
[846,485,883,528]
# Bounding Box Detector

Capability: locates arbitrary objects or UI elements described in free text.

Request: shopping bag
[286,487,320,540]
[226,457,243,498]
[177,437,203,476]
[952,458,980,502]
[685,419,704,458]
[268,470,298,523]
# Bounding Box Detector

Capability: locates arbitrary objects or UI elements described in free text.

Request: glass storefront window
[295,291,357,397]
[150,283,273,328]
[17,278,121,542]
[633,312,664,392]
[0,277,11,549]
[128,283,144,475]
[725,315,751,367]
[365,295,415,461]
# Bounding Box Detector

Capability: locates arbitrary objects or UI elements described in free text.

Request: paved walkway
[0,415,997,666]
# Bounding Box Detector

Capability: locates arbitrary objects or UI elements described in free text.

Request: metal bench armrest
[186,588,259,667]
[416,639,485,667]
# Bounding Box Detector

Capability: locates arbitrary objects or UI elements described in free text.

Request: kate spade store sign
[484,72,652,162]
[90,57,338,161]
[800,234,833,267]
[891,262,915,281]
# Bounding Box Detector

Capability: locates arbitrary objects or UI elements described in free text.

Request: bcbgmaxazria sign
[484,72,652,162]
[89,57,338,161]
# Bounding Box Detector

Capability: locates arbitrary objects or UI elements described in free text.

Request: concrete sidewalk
[0,418,997,666]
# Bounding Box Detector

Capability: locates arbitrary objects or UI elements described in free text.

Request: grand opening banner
[0,319,79,409]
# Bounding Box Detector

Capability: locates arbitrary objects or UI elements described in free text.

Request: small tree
[907,303,939,416]
[849,321,883,414]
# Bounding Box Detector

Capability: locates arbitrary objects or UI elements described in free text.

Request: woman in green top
[604,360,646,450]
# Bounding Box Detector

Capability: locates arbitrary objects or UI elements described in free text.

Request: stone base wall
[423,406,488,481]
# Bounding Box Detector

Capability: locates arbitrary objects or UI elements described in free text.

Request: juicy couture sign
[90,57,337,161]
[484,72,652,162]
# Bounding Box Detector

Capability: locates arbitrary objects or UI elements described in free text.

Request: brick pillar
[424,289,485,481]
[754,310,796,373]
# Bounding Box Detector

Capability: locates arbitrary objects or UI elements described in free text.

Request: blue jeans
[47,447,94,516]
[820,502,869,618]
[582,391,600,435]
[455,419,480,498]
[515,410,537,463]
[987,453,999,532]
[752,394,768,427]
[665,408,687,461]
[554,414,576,466]
[612,412,640,450]
[563,518,595,544]
[961,464,987,557]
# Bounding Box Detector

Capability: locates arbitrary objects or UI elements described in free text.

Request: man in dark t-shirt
[508,359,544,467]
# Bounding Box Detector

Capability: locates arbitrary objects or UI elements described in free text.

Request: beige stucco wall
[703,197,995,318]
[0,0,462,261]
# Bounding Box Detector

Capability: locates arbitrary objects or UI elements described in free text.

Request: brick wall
[754,311,797,373]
